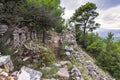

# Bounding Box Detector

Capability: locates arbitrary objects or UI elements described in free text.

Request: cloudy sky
[60,0,120,29]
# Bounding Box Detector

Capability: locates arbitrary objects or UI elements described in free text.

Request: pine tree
[70,2,100,48]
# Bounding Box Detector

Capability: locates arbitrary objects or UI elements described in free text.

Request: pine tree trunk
[42,28,45,43]
[83,27,86,48]
[30,31,32,40]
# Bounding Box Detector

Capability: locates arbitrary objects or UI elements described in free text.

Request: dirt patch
[51,32,61,59]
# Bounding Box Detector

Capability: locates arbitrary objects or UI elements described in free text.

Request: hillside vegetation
[0,0,119,80]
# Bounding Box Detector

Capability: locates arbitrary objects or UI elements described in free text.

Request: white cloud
[61,0,120,29]
[96,6,120,29]
[61,0,96,19]
[62,9,74,19]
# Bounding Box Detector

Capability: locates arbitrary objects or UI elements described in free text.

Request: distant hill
[95,28,120,40]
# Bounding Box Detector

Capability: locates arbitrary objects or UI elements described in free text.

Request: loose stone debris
[70,66,84,80]
[60,27,114,80]
[0,55,42,80]
[0,55,16,80]
[0,55,14,72]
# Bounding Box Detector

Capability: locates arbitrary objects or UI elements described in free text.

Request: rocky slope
[0,28,115,80]
[59,28,114,80]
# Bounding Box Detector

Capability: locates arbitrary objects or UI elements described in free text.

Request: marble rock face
[60,28,76,43]
[13,27,31,48]
[0,55,14,72]
[18,66,42,80]
[0,25,8,36]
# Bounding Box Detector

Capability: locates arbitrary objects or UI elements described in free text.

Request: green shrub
[0,45,12,55]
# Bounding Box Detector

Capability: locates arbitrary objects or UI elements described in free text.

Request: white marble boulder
[18,66,42,80]
[0,55,14,72]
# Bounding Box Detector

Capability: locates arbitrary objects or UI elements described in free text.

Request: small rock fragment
[57,68,69,78]
[64,52,71,56]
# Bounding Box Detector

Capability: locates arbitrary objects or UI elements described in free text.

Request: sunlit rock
[0,55,14,72]
[64,52,71,56]
[18,66,42,80]
[57,68,69,78]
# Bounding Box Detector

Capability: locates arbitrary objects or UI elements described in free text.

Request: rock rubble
[0,55,42,80]
[0,55,14,72]
[60,28,114,80]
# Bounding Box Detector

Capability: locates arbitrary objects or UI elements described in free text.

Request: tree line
[0,0,65,50]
